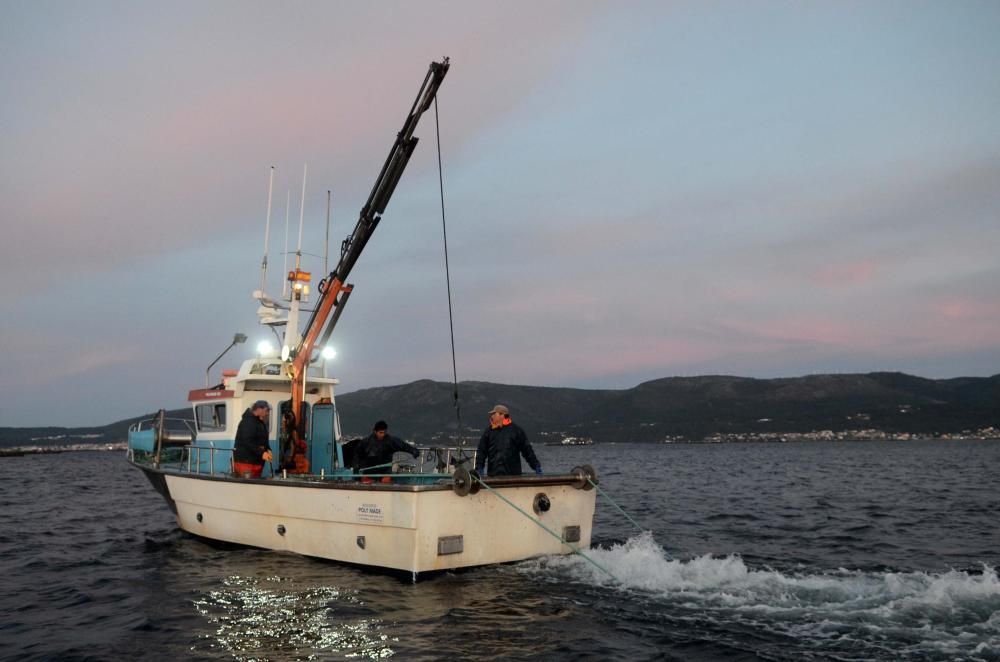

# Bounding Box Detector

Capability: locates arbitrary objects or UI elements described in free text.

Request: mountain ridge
[2,371,997,448]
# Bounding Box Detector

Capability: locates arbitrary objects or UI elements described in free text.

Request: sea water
[1,440,997,660]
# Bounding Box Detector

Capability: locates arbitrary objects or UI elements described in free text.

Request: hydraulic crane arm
[289,58,450,421]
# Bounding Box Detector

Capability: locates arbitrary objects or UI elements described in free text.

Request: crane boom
[288,58,450,427]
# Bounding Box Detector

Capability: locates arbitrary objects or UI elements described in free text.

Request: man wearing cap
[352,420,420,483]
[475,405,542,477]
[234,400,273,478]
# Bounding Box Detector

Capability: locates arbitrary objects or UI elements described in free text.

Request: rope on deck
[354,460,453,480]
[356,461,394,473]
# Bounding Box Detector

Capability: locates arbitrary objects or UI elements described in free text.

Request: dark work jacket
[234,409,270,465]
[352,433,419,473]
[475,421,540,476]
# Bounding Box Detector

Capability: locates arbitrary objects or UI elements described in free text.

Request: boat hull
[135,464,595,575]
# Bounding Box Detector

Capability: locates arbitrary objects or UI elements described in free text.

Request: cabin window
[195,403,227,431]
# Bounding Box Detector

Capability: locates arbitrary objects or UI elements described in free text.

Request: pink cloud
[916,296,1000,350]
[809,260,879,287]
[714,283,764,304]
[463,334,719,387]
[722,297,1000,360]
[1,7,606,301]
[934,297,999,321]
[723,315,875,349]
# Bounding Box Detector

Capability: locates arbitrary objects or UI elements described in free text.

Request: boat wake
[522,533,1000,660]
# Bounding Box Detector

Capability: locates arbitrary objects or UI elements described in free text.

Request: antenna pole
[259,166,275,293]
[282,190,291,298]
[297,163,307,255]
[324,189,331,274]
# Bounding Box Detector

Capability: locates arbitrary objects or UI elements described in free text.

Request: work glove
[535,467,543,476]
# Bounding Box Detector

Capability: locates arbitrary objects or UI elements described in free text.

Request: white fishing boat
[127,59,598,579]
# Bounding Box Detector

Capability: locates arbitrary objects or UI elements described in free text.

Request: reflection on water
[173,549,611,661]
[193,574,394,660]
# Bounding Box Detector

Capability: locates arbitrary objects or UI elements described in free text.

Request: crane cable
[433,96,463,449]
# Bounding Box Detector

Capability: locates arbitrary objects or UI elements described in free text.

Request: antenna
[259,166,275,294]
[324,189,331,274]
[281,165,309,357]
[282,190,291,298]
[297,163,307,258]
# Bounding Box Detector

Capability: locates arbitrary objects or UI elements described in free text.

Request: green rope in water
[473,477,620,583]
[588,478,647,534]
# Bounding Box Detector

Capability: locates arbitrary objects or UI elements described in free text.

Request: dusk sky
[2,1,999,427]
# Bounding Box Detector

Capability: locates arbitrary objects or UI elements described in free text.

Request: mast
[282,191,291,299]
[259,166,274,294]
[287,57,450,428]
[283,165,309,358]
[297,163,308,254]
[324,189,331,275]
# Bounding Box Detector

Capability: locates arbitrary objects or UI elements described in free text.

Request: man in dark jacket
[352,420,419,481]
[475,404,541,477]
[234,400,273,478]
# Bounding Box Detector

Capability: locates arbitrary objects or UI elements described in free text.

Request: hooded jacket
[234,408,270,465]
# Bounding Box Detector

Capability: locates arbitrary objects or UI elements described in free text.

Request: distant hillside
[336,372,1000,443]
[2,372,997,448]
[0,412,169,449]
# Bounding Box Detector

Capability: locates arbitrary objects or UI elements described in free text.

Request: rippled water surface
[1,440,998,661]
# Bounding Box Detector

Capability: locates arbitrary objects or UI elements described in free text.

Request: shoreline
[0,442,127,457]
[3,434,1000,458]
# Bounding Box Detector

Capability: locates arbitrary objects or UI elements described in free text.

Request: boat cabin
[181,357,343,476]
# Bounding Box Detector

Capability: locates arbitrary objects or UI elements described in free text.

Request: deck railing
[129,416,195,441]
[130,441,477,480]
